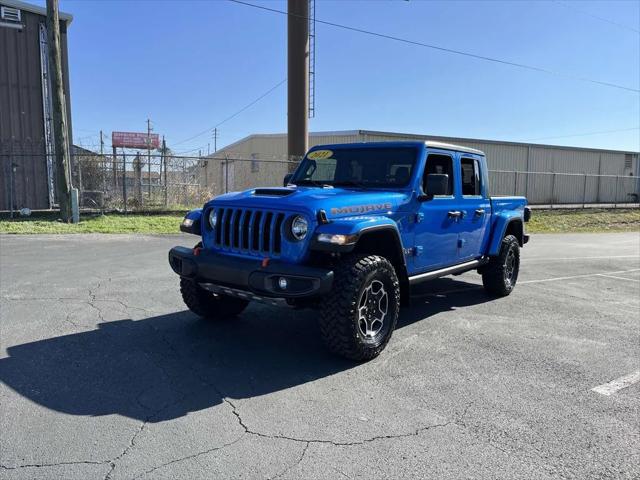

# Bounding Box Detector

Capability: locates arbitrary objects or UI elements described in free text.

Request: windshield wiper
[292,179,332,188]
[331,180,369,189]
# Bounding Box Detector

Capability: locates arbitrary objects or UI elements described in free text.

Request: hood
[208,186,412,219]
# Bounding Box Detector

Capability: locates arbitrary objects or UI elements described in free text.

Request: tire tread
[319,254,400,361]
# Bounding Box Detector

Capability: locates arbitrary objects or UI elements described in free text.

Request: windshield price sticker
[307,150,334,160]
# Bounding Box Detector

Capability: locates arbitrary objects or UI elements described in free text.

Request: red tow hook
[261,257,270,268]
[193,247,202,256]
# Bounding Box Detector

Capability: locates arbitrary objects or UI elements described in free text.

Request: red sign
[112,131,160,149]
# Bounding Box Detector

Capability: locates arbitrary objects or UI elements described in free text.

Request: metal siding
[0,9,47,210]
[210,132,638,204]
[0,7,72,210]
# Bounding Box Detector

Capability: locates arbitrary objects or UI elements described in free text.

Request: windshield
[291,147,418,188]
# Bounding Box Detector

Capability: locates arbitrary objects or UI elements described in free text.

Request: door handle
[474,209,485,216]
[447,210,463,219]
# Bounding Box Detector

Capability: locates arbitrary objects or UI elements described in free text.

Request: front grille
[213,208,286,256]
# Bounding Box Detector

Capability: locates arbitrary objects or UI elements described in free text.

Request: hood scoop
[252,188,295,197]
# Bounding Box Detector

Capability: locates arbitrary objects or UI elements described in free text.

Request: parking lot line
[597,274,640,283]
[592,371,640,396]
[525,255,640,262]
[519,268,640,285]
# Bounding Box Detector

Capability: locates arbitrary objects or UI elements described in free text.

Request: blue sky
[43,0,640,154]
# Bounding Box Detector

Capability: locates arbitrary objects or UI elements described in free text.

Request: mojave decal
[330,203,393,215]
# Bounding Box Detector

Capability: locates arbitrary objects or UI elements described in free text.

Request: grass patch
[0,213,184,234]
[527,208,640,233]
[0,208,638,235]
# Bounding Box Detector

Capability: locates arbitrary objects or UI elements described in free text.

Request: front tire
[180,278,249,319]
[482,234,520,297]
[319,254,400,361]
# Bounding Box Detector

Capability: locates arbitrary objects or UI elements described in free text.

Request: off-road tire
[482,234,520,297]
[319,254,400,361]
[180,278,249,319]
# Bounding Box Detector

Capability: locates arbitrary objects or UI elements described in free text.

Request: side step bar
[408,259,488,286]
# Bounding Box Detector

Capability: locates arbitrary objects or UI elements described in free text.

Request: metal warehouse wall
[205,131,639,204]
[363,131,638,204]
[203,132,364,194]
[0,6,72,210]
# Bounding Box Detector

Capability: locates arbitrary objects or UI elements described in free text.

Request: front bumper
[168,246,333,299]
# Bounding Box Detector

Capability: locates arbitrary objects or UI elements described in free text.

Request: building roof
[215,129,638,157]
[356,129,638,155]
[1,0,73,23]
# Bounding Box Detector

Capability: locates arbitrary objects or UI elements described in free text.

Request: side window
[460,157,481,196]
[423,154,454,196]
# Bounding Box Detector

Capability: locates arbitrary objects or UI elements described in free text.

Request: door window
[423,154,454,196]
[460,158,481,196]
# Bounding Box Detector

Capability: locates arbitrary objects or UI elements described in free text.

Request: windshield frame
[290,146,420,190]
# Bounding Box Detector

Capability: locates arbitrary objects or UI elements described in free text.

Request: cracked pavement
[1,232,639,479]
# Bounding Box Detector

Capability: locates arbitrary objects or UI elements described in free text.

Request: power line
[172,78,287,147]
[228,0,639,94]
[173,145,209,155]
[522,126,640,142]
[553,0,640,35]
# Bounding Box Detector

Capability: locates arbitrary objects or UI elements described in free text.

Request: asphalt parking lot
[1,232,639,479]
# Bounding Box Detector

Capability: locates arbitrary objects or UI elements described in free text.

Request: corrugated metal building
[203,130,639,205]
[0,0,73,210]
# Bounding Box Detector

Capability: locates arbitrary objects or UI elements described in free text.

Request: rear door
[413,152,461,271]
[457,155,491,260]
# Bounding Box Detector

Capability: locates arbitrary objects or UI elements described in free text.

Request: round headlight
[290,215,308,240]
[209,209,217,228]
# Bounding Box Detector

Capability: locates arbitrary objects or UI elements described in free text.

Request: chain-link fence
[1,148,638,214]
[0,149,298,213]
[489,170,640,206]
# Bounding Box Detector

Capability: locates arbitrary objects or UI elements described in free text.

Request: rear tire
[180,278,249,319]
[482,234,520,297]
[319,254,400,361]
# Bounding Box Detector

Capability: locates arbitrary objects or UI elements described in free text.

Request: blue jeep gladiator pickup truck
[169,141,530,360]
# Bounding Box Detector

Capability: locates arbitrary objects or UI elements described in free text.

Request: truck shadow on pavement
[0,278,490,423]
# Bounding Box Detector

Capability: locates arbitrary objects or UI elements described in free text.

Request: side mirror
[283,173,293,186]
[419,174,449,200]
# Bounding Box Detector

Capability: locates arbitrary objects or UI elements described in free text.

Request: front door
[413,152,461,271]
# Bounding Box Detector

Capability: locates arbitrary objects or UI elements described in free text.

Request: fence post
[614,175,619,208]
[112,146,118,189]
[225,155,229,194]
[102,154,107,213]
[183,157,187,206]
[122,151,127,213]
[596,155,602,203]
[8,157,15,218]
[551,173,557,209]
[77,156,83,208]
[163,152,168,208]
[162,136,168,208]
[582,174,587,209]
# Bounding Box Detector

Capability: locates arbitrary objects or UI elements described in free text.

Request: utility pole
[147,118,152,198]
[287,0,309,171]
[212,128,218,153]
[46,0,74,222]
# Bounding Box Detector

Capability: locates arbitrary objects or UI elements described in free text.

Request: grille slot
[214,208,286,256]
